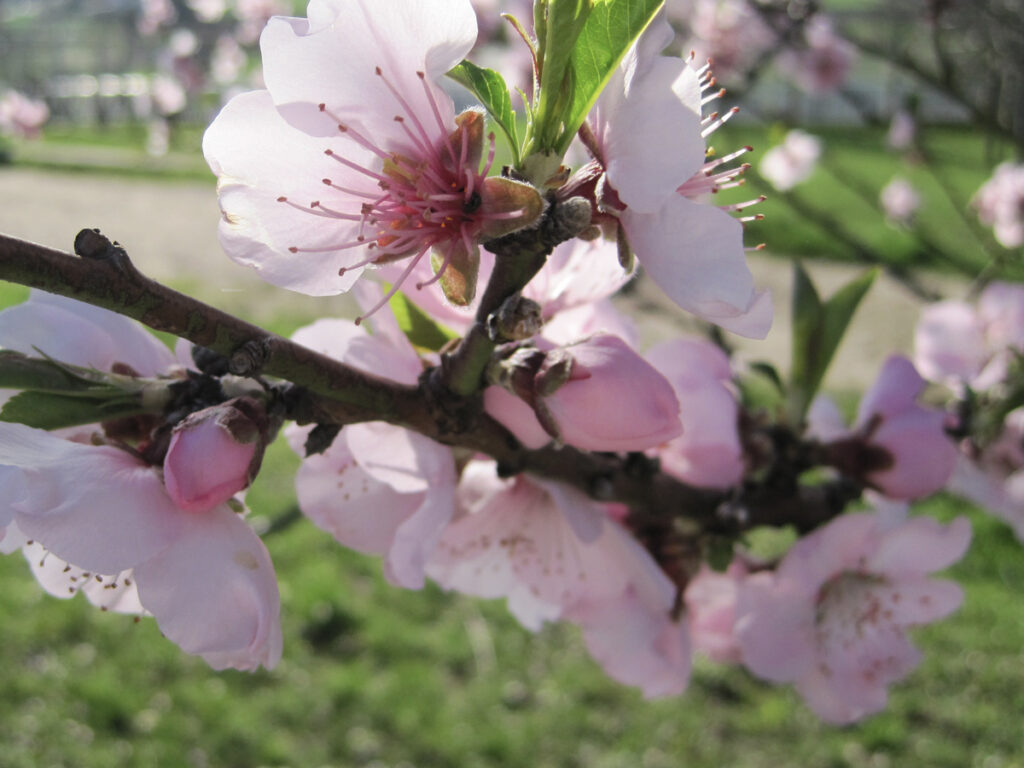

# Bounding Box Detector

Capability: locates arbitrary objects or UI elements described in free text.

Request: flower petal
[623,198,771,338]
[133,506,282,671]
[203,89,370,295]
[0,423,182,574]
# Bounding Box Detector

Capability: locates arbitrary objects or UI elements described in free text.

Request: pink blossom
[974,162,1024,249]
[880,177,920,225]
[758,130,821,191]
[0,293,281,669]
[946,412,1024,542]
[0,89,50,140]
[646,337,743,488]
[0,423,282,671]
[164,398,265,513]
[776,17,855,95]
[584,15,772,338]
[285,313,457,589]
[487,333,682,453]
[887,110,916,151]
[428,461,691,695]
[853,356,958,499]
[204,0,540,316]
[914,282,1024,393]
[685,561,746,663]
[669,0,777,82]
[735,512,971,723]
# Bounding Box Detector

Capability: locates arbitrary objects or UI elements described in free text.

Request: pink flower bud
[858,356,957,499]
[164,398,265,512]
[536,334,682,452]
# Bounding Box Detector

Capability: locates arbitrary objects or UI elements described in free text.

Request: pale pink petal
[735,572,816,683]
[345,422,452,494]
[979,281,1024,351]
[133,506,282,671]
[0,291,174,375]
[914,300,987,386]
[866,515,972,576]
[795,665,890,725]
[23,541,144,614]
[294,439,419,554]
[0,423,182,574]
[596,42,704,212]
[290,317,421,384]
[947,457,1024,541]
[429,471,630,610]
[623,198,772,338]
[203,89,368,296]
[540,301,639,348]
[856,355,926,425]
[869,577,964,625]
[483,386,551,450]
[260,0,476,149]
[525,238,632,316]
[685,563,744,663]
[775,513,878,587]
[570,589,692,699]
[868,409,958,499]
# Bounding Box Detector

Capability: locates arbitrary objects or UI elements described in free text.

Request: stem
[0,229,854,535]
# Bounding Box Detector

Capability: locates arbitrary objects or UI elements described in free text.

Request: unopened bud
[163,397,268,512]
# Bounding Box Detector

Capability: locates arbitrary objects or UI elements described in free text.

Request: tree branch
[0,229,852,537]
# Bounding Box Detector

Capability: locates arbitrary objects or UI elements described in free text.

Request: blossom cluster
[0,0,1011,727]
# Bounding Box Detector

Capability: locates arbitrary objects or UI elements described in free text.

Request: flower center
[275,67,497,320]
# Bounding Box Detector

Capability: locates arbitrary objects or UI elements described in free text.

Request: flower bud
[487,334,682,452]
[163,397,267,512]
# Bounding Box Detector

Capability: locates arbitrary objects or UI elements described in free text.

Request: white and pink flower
[808,357,958,500]
[0,293,281,670]
[285,305,457,590]
[204,0,540,316]
[582,15,772,338]
[758,129,821,192]
[974,162,1024,249]
[736,511,971,723]
[427,460,691,697]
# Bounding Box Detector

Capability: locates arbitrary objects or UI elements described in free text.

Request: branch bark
[0,229,852,536]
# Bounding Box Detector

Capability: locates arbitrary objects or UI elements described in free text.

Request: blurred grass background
[1,118,1023,767]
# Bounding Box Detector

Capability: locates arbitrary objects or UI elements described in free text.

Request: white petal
[623,198,771,338]
[261,0,475,149]
[204,89,371,295]
[0,424,182,574]
[133,507,282,671]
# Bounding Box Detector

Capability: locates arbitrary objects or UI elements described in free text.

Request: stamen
[354,244,432,323]
[701,107,740,139]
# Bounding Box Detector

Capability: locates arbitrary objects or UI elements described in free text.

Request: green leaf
[0,391,150,430]
[447,61,521,166]
[555,0,664,154]
[534,0,592,149]
[788,263,877,423]
[388,291,459,353]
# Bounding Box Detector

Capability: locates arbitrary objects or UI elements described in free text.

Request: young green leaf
[555,0,665,154]
[388,291,460,353]
[447,61,521,166]
[788,263,877,423]
[0,391,151,430]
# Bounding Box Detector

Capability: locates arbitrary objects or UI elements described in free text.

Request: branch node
[229,339,271,377]
[73,228,135,274]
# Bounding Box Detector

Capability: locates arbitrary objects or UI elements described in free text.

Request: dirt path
[0,167,963,390]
